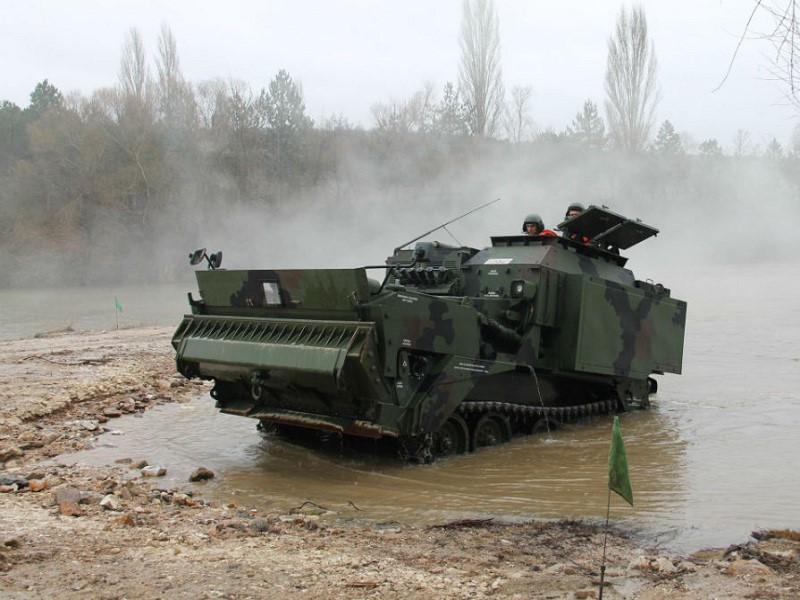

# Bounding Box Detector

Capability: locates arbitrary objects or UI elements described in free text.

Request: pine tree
[652,120,683,155]
[26,80,64,119]
[698,138,723,157]
[435,82,470,136]
[259,70,313,184]
[566,100,607,150]
[765,138,784,159]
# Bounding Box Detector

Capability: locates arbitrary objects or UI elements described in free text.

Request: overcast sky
[3,1,796,149]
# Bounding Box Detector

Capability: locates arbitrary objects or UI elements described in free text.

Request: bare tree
[406,82,437,132]
[371,83,436,133]
[195,78,228,130]
[504,85,534,142]
[371,98,413,132]
[155,24,195,127]
[458,0,505,137]
[737,2,800,108]
[732,128,752,156]
[604,5,661,153]
[119,28,148,102]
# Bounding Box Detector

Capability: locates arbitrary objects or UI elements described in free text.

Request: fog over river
[6,261,799,553]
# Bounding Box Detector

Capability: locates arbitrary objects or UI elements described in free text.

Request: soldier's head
[522,213,545,235]
[565,203,585,219]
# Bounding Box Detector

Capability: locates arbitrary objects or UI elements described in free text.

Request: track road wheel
[256,419,278,434]
[471,413,512,451]
[432,415,470,457]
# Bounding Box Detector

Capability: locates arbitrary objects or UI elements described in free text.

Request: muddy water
[0,283,190,341]
[25,262,800,552]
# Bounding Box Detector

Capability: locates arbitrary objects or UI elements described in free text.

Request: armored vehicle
[172,205,686,461]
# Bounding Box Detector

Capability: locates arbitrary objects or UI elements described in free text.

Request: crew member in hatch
[562,202,590,243]
[522,214,556,236]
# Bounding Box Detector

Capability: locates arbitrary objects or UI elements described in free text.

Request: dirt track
[1,327,799,599]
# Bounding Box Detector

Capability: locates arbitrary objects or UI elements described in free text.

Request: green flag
[115,297,122,313]
[608,416,633,506]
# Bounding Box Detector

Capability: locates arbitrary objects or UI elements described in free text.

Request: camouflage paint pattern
[172,206,686,449]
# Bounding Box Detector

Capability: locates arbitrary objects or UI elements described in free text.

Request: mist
[2,134,798,290]
[5,0,800,292]
[153,140,800,275]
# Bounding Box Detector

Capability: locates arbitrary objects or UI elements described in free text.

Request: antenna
[393,197,500,254]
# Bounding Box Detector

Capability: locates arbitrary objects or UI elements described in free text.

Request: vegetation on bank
[2,4,799,288]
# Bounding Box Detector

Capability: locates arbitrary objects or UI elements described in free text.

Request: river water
[5,262,800,552]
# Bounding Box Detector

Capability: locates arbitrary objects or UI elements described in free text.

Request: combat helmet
[565,202,585,218]
[522,213,544,233]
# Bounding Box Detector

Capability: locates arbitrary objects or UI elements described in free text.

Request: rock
[248,519,269,533]
[103,407,122,418]
[575,589,598,599]
[0,447,24,462]
[171,493,196,507]
[545,563,579,575]
[114,513,136,527]
[0,475,29,488]
[653,556,677,574]
[58,501,83,516]
[27,478,48,492]
[19,440,44,450]
[141,465,166,477]
[79,420,99,431]
[0,484,17,493]
[676,560,698,573]
[81,491,104,505]
[629,555,654,571]
[52,485,82,505]
[725,558,773,576]
[130,460,148,469]
[114,458,133,464]
[758,538,800,564]
[189,467,215,482]
[100,494,121,511]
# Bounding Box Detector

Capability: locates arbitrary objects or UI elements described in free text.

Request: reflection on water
[67,396,689,534]
[36,262,800,552]
[0,283,191,341]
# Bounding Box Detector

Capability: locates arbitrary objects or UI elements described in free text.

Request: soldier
[565,202,584,220]
[522,214,556,236]
[562,203,589,243]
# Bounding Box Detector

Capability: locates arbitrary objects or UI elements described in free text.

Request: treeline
[2,74,800,288]
[2,17,800,288]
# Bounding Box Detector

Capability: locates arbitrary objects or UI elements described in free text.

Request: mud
[1,327,799,599]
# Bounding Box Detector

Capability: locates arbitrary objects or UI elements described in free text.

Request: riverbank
[1,327,798,598]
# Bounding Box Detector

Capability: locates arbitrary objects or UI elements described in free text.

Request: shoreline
[1,327,798,598]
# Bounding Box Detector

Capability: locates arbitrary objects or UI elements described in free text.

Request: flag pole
[114,297,121,330]
[601,415,633,598]
[599,487,611,600]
